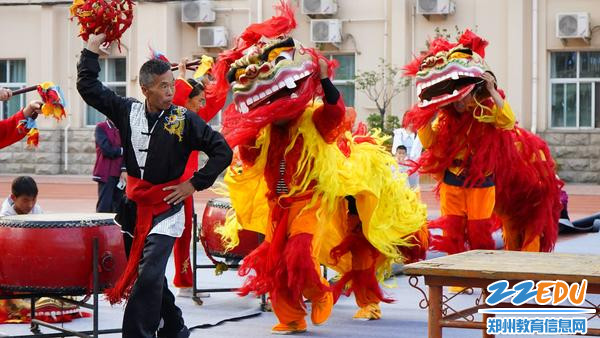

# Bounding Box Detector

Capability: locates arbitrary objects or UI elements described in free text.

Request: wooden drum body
[0,213,126,294]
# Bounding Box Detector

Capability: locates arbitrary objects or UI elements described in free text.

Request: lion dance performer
[214,2,427,334]
[403,30,562,255]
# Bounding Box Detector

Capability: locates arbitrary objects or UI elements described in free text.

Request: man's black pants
[122,234,185,337]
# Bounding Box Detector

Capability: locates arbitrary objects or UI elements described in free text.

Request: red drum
[201,198,261,259]
[0,213,126,294]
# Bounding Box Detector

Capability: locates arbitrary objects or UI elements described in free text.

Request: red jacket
[0,110,26,149]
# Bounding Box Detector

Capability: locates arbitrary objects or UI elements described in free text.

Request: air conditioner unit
[556,12,590,39]
[416,0,455,15]
[197,26,228,48]
[301,0,337,15]
[182,0,216,23]
[310,19,342,44]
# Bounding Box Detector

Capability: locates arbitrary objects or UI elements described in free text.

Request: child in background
[0,176,43,216]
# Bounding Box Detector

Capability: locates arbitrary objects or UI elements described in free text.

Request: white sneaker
[176,287,210,298]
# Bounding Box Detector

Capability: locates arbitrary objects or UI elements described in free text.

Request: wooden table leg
[482,312,494,338]
[482,289,494,338]
[429,285,443,338]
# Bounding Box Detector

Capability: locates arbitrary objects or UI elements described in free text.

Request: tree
[354,58,410,140]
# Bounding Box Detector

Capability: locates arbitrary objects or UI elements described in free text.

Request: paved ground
[0,174,599,337]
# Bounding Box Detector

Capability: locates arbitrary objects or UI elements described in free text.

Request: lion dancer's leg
[239,197,333,334]
[465,185,496,250]
[430,183,468,255]
[270,199,333,334]
[172,196,193,294]
[502,216,541,252]
[331,204,393,320]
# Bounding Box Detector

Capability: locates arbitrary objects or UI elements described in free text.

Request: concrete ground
[0,175,599,337]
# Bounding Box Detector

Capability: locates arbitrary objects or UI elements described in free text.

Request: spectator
[0,176,42,216]
[93,118,126,212]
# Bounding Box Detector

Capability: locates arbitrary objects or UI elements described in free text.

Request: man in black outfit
[77,33,232,338]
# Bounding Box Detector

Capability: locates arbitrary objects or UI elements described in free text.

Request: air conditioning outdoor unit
[197,26,228,48]
[182,0,216,23]
[301,0,337,15]
[416,0,455,15]
[556,12,590,39]
[310,19,342,44]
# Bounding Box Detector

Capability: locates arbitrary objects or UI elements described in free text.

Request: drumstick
[170,59,201,71]
[11,85,39,96]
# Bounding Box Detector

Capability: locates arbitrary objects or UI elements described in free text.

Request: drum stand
[192,214,269,311]
[4,238,121,338]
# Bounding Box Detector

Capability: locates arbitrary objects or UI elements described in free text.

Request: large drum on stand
[0,213,126,294]
[201,198,261,259]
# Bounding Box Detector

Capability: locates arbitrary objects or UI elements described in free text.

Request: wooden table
[403,250,600,337]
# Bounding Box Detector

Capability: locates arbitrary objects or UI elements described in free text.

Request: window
[328,54,355,107]
[86,58,126,126]
[550,51,600,128]
[0,60,26,119]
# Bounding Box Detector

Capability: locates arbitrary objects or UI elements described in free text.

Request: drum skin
[201,198,261,259]
[0,213,126,294]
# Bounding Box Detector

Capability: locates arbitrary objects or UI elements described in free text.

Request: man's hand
[23,100,43,119]
[481,72,497,93]
[481,72,503,108]
[163,180,195,205]
[178,58,189,77]
[120,171,127,184]
[87,33,107,55]
[0,88,12,102]
[318,58,329,79]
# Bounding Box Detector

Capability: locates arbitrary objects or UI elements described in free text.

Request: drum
[0,213,126,294]
[201,198,261,259]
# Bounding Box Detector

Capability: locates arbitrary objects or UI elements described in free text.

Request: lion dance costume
[403,30,562,254]
[214,1,427,334]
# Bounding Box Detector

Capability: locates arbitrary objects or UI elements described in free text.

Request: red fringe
[330,234,392,304]
[429,215,467,255]
[282,234,329,302]
[466,219,496,250]
[332,266,394,305]
[238,241,272,296]
[399,226,430,264]
[457,29,489,58]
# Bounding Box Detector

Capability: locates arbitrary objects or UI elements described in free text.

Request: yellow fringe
[217,100,428,280]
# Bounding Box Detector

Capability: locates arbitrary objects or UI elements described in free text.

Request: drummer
[0,88,43,150]
[77,34,232,338]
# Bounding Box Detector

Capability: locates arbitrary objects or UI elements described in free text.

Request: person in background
[0,176,42,216]
[171,58,209,298]
[93,118,126,213]
[395,145,408,166]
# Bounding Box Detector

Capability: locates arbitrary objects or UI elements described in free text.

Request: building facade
[0,0,598,181]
